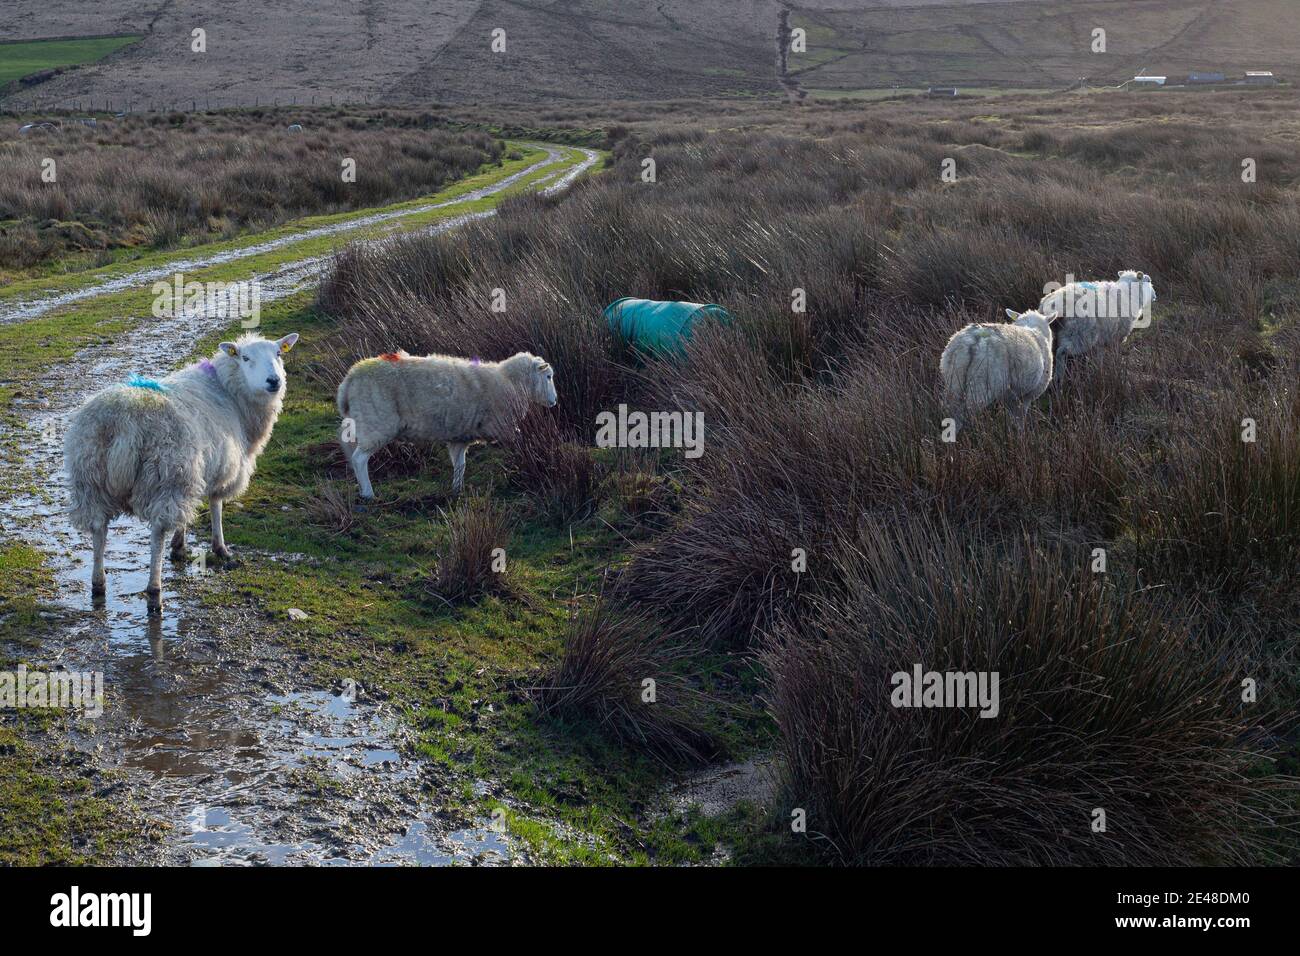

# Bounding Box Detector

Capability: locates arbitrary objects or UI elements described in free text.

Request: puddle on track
[0,145,599,865]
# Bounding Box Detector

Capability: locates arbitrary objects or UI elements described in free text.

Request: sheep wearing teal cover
[63,332,298,613]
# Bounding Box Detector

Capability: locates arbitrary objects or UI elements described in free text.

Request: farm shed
[604,298,732,356]
[1133,76,1167,86]
[1246,71,1277,85]
[1187,71,1225,84]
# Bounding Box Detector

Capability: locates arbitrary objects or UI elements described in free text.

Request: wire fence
[1,91,389,116]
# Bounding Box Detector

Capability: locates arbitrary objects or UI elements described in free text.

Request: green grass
[0,542,57,646]
[0,545,136,865]
[0,725,141,865]
[0,35,142,87]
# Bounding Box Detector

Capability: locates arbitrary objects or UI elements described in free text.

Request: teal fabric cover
[603,297,731,355]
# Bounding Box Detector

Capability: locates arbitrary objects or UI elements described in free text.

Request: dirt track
[0,144,597,865]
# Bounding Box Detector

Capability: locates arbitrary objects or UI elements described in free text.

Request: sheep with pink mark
[336,350,557,500]
[63,332,299,613]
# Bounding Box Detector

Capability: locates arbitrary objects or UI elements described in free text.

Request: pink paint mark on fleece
[197,358,217,376]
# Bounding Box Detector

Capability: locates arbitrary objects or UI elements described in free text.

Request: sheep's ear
[219,341,239,357]
[1005,309,1019,320]
[278,333,300,354]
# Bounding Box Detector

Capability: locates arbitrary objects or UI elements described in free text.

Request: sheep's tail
[336,375,351,418]
[64,405,140,532]
[941,330,992,416]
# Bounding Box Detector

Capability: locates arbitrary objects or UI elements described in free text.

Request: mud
[0,144,598,865]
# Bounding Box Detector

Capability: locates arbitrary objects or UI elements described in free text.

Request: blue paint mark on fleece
[125,374,169,393]
[1079,281,1100,291]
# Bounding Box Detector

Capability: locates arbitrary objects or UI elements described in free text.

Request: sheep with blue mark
[63,332,299,613]
[1038,271,1156,381]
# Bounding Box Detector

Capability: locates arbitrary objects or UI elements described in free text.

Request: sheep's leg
[169,525,187,561]
[146,524,168,614]
[351,449,375,499]
[211,498,233,561]
[1053,351,1066,385]
[90,523,108,598]
[448,442,468,496]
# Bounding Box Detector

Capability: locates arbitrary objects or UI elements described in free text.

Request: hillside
[0,0,1295,108]
[789,0,1298,93]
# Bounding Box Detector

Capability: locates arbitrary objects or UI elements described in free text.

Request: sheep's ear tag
[1005,309,1019,320]
[219,342,239,357]
[279,333,300,353]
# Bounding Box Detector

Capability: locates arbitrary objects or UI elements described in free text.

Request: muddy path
[0,145,599,865]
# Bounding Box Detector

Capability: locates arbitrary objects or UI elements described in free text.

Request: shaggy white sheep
[940,309,1056,433]
[337,350,557,499]
[1038,270,1156,380]
[64,332,299,613]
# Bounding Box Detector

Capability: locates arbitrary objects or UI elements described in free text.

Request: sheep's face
[531,358,558,407]
[219,333,299,400]
[1119,270,1157,304]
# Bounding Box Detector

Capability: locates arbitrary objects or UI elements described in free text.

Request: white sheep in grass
[1038,270,1156,381]
[64,332,299,613]
[940,309,1056,434]
[336,350,557,499]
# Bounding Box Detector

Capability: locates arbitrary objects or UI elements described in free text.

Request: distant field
[789,0,1299,92]
[0,35,141,86]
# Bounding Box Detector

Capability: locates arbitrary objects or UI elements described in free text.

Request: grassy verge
[0,142,560,304]
[0,723,142,865]
[0,543,142,865]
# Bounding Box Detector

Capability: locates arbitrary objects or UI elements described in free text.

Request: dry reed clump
[532,599,717,764]
[761,514,1292,865]
[427,495,514,605]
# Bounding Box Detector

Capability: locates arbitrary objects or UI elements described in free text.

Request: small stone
[287,607,309,621]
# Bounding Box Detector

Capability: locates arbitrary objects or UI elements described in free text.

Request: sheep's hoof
[213,546,234,562]
[145,588,163,614]
[169,547,188,562]
[91,579,106,597]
